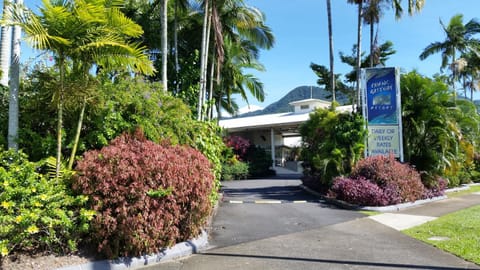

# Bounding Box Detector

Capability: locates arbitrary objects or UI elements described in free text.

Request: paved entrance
[142,178,480,270]
[210,178,364,248]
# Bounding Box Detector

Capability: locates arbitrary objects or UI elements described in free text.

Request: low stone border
[56,230,209,270]
[300,184,447,212]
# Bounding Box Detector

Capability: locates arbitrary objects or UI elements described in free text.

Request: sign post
[361,67,403,161]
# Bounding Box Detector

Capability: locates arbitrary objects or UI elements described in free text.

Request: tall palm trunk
[161,0,168,91]
[369,20,374,67]
[56,56,66,178]
[355,1,363,111]
[68,97,86,170]
[326,0,335,103]
[173,0,180,93]
[208,59,215,120]
[68,67,89,170]
[197,0,211,120]
[8,0,22,151]
[0,1,12,87]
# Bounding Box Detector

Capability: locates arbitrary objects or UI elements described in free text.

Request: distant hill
[237,85,350,117]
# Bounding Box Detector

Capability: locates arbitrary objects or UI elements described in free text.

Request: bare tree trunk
[56,57,65,178]
[174,0,180,93]
[326,0,335,103]
[8,0,21,150]
[208,59,215,120]
[369,21,374,67]
[198,0,211,121]
[356,1,363,111]
[0,1,12,87]
[68,96,86,170]
[161,0,168,91]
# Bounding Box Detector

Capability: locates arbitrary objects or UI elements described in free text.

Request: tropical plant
[328,153,443,206]
[419,14,480,92]
[457,50,480,100]
[309,63,353,102]
[6,0,154,175]
[362,0,424,67]
[0,149,93,257]
[400,71,479,186]
[300,107,366,192]
[340,41,396,84]
[198,0,274,119]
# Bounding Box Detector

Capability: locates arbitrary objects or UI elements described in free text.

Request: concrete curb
[56,230,209,270]
[299,184,447,212]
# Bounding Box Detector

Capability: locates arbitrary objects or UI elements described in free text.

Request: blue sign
[362,67,404,161]
[366,68,397,124]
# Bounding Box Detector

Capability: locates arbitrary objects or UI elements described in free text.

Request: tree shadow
[200,252,477,270]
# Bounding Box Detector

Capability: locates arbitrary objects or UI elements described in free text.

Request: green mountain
[238,85,350,117]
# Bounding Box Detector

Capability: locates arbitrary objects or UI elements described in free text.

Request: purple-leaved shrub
[328,154,446,206]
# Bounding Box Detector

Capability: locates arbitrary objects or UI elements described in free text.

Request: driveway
[141,177,480,270]
[209,178,364,248]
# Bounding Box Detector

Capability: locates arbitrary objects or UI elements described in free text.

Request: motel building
[218,99,353,176]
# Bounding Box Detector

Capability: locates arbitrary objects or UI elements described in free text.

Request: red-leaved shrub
[351,154,425,204]
[224,135,250,161]
[328,177,389,206]
[73,131,214,258]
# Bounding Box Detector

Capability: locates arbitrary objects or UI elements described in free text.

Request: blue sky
[238,0,480,109]
[13,0,480,110]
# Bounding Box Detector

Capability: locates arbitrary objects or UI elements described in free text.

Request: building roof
[288,98,331,107]
[219,104,354,133]
[219,112,310,133]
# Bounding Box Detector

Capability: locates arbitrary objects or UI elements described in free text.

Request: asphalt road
[140,178,480,270]
[209,178,364,248]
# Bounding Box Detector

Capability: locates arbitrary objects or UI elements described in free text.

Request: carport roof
[218,104,354,133]
[218,112,310,133]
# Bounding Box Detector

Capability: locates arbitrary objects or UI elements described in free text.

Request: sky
[10,0,480,111]
[237,0,480,110]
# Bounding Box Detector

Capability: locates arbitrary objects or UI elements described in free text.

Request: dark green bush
[9,74,224,202]
[222,161,249,180]
[300,108,365,192]
[244,145,275,178]
[0,150,91,257]
[73,131,214,258]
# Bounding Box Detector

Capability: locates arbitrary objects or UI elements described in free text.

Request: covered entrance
[219,98,352,175]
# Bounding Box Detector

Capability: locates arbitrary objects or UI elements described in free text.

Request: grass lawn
[403,204,480,265]
[446,184,480,198]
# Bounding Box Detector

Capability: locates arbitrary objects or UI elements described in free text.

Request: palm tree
[419,14,480,93]
[458,51,480,100]
[216,37,265,118]
[66,0,154,169]
[8,0,154,175]
[326,0,335,102]
[206,0,274,118]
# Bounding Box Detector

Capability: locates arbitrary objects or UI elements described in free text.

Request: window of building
[300,104,309,110]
